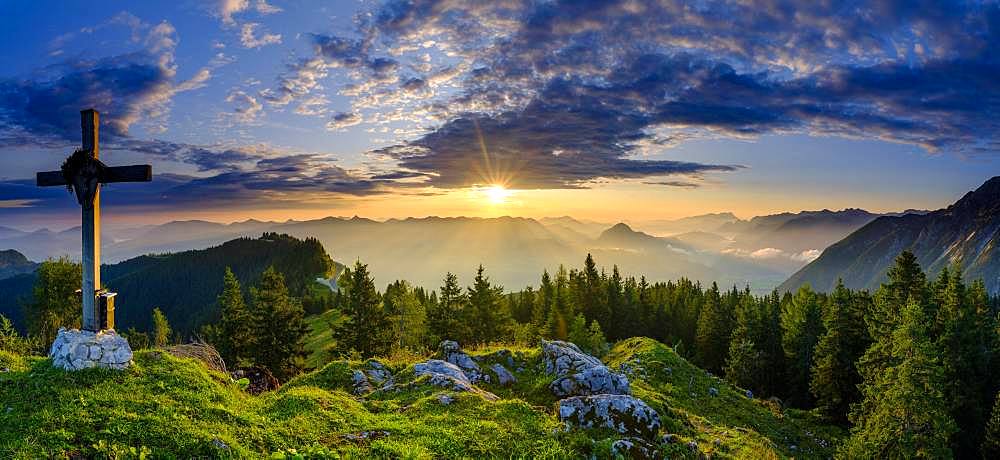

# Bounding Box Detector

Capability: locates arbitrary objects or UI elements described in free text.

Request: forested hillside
[0,233,335,335]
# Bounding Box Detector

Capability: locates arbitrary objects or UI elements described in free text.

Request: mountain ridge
[781,176,1000,293]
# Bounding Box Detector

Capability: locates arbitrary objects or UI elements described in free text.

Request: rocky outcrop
[439,340,487,383]
[558,394,662,439]
[49,328,132,371]
[439,340,520,386]
[413,359,499,400]
[546,340,663,457]
[542,340,629,396]
[351,359,394,394]
[491,363,516,386]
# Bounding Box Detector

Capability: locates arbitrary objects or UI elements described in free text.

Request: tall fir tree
[466,265,511,344]
[725,295,763,392]
[695,283,729,373]
[781,285,824,407]
[248,266,308,381]
[933,266,993,456]
[810,280,868,423]
[426,272,469,345]
[215,267,253,366]
[843,299,956,458]
[334,261,392,357]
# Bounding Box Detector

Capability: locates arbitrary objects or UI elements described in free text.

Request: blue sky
[0,0,997,229]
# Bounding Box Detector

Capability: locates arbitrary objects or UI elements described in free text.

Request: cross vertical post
[36,108,151,333]
[81,109,100,332]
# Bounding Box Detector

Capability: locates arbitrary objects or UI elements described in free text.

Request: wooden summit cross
[36,109,152,332]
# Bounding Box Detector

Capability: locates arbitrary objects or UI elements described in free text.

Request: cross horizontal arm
[36,165,152,187]
[100,165,152,183]
[37,171,67,187]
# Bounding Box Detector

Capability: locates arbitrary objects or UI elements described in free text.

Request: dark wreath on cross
[61,148,106,208]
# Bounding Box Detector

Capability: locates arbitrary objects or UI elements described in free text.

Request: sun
[484,184,513,204]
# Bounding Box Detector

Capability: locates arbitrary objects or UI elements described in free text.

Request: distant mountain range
[0,205,932,296]
[782,176,1000,294]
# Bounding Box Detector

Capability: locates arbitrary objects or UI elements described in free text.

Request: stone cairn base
[49,327,133,371]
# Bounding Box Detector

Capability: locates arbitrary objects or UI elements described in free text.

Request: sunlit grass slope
[0,338,843,459]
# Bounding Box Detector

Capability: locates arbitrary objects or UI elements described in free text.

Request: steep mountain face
[781,177,1000,293]
[0,233,334,335]
[0,249,36,280]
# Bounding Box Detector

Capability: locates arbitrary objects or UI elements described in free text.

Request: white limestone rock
[49,328,132,371]
[413,359,498,401]
[490,363,517,386]
[439,340,486,383]
[365,359,393,388]
[542,340,630,396]
[558,394,662,440]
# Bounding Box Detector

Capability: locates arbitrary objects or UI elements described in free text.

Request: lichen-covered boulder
[542,340,630,396]
[542,340,603,375]
[365,359,393,387]
[350,359,394,394]
[412,359,498,401]
[558,394,661,440]
[49,328,132,371]
[490,363,516,386]
[438,340,486,382]
[551,365,630,396]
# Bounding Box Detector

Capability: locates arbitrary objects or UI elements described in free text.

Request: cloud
[645,181,701,188]
[792,249,822,263]
[240,23,282,48]
[0,19,182,145]
[265,0,999,190]
[218,0,281,25]
[326,112,362,131]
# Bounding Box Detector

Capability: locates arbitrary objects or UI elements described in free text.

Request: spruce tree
[843,299,956,458]
[810,280,867,422]
[726,340,759,391]
[695,283,728,373]
[333,261,392,357]
[426,272,469,345]
[781,285,824,407]
[934,266,992,456]
[215,267,252,366]
[466,265,510,344]
[249,266,308,380]
[725,295,762,392]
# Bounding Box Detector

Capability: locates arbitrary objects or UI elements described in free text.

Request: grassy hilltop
[0,337,841,459]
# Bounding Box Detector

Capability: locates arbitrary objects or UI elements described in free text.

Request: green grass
[0,338,843,459]
[302,310,344,370]
[605,337,845,459]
